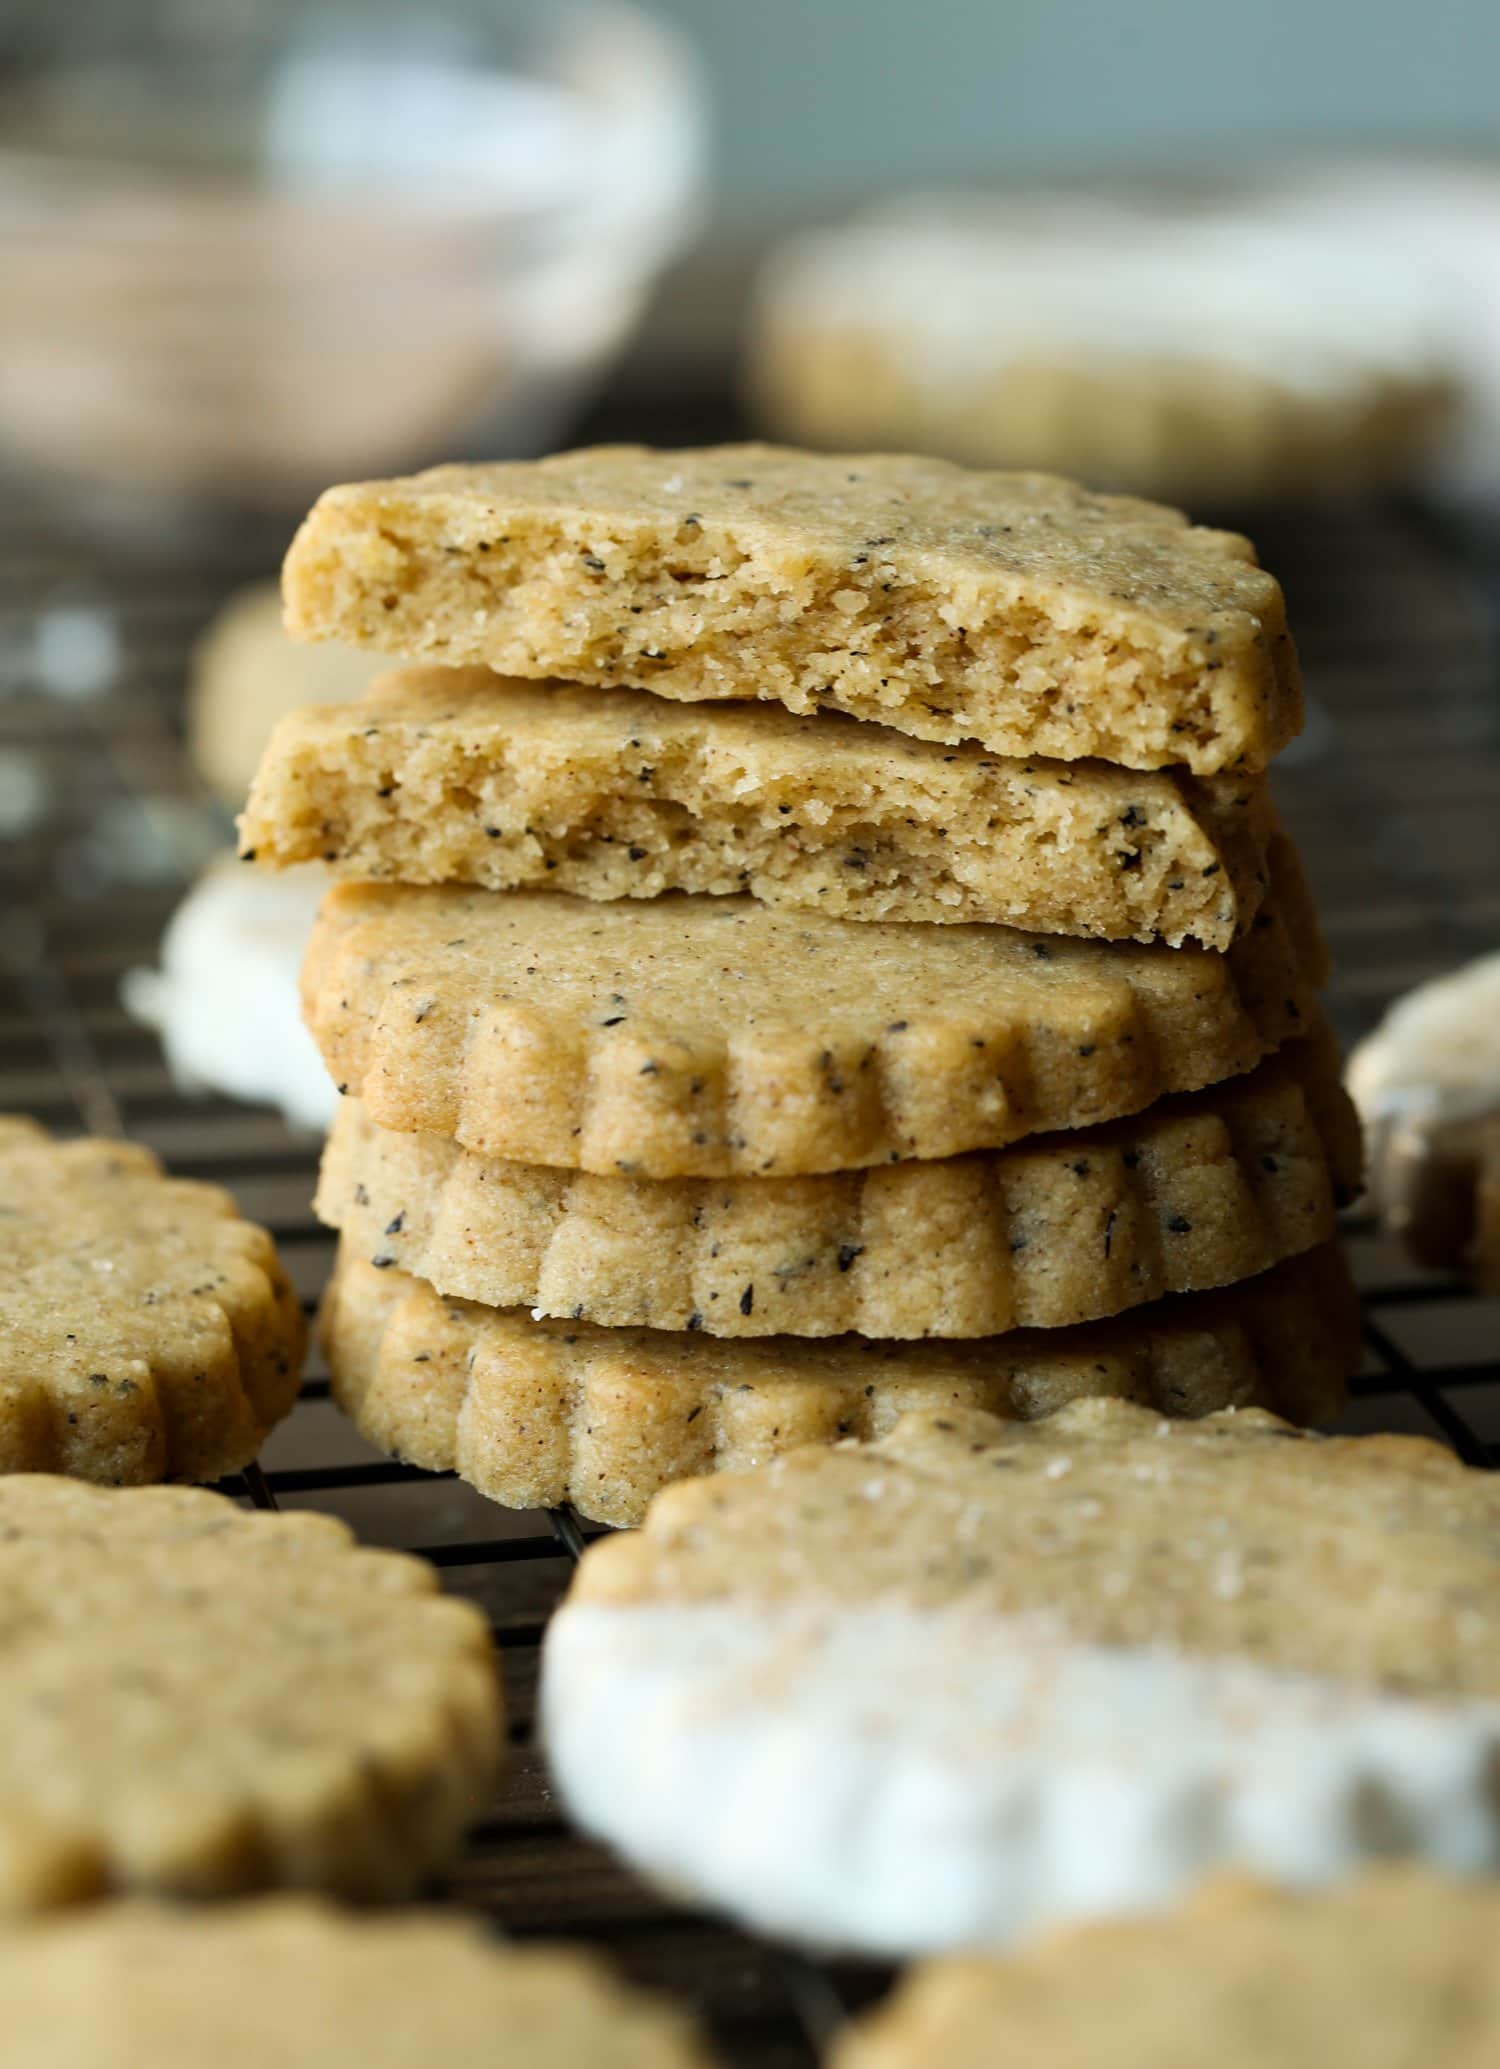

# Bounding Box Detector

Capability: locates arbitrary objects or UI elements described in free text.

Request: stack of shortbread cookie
[243,445,1360,1525]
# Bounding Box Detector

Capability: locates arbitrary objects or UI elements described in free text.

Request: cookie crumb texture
[300,846,1323,1179]
[0,1117,306,1483]
[317,1033,1360,1336]
[0,1478,502,1912]
[0,1899,713,2068]
[321,1243,1357,1527]
[243,669,1276,948]
[282,445,1302,776]
[833,1869,1500,2068]
[542,1402,1500,1952]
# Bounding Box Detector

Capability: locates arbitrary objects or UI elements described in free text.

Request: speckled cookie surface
[832,1869,1500,2069]
[317,1031,1359,1337]
[0,1898,712,2068]
[300,843,1323,1179]
[242,668,1275,948]
[0,1117,306,1484]
[542,1400,1500,1953]
[281,444,1302,776]
[321,1242,1356,1527]
[0,1477,502,1912]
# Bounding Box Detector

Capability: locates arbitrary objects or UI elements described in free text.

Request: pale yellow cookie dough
[241,667,1276,948]
[282,444,1302,776]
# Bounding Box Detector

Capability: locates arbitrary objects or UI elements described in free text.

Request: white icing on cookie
[1347,950,1500,1263]
[543,1601,1500,1957]
[761,198,1455,400]
[123,856,333,1131]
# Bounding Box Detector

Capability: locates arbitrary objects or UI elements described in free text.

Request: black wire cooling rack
[2,438,1498,2063]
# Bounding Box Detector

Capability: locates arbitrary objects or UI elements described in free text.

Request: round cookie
[187,580,385,809]
[282,442,1302,777]
[301,842,1324,1179]
[0,1477,502,1911]
[0,1117,306,1484]
[316,1031,1360,1337]
[123,855,336,1133]
[322,1242,1358,1527]
[1347,948,1500,1285]
[0,1897,711,2067]
[832,1868,1500,2069]
[542,1400,1500,1954]
[747,202,1454,506]
[241,665,1278,950]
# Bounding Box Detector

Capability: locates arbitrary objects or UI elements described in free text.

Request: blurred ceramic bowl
[0,2,707,523]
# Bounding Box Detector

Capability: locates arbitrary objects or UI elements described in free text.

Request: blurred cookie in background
[188,582,386,809]
[1347,949,1500,1291]
[746,195,1456,506]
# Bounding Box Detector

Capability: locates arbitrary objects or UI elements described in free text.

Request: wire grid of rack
[2,425,1499,2062]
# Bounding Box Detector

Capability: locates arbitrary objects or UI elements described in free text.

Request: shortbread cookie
[748,200,1454,504]
[832,1868,1500,2069]
[0,1898,712,2068]
[0,1477,501,1910]
[301,846,1324,1179]
[282,444,1302,775]
[241,668,1276,948]
[542,1400,1500,1954]
[322,1243,1357,1526]
[187,580,386,808]
[1347,947,1500,1283]
[0,1118,306,1484]
[122,856,336,1132]
[317,1033,1360,1336]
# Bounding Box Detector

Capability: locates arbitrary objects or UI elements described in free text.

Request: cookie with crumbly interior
[832,1869,1500,2069]
[241,668,1276,949]
[300,841,1324,1179]
[281,444,1302,776]
[0,1118,306,1484]
[1,1898,713,2068]
[321,1241,1356,1527]
[0,1477,501,1911]
[542,1398,1500,1954]
[317,1030,1360,1337]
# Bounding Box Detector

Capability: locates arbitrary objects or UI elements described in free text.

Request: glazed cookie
[0,1117,306,1483]
[832,1868,1500,2068]
[321,1242,1357,1526]
[300,843,1324,1179]
[0,1899,713,2068]
[747,201,1454,505]
[187,580,386,808]
[282,444,1302,775]
[241,668,1276,948]
[1347,948,1500,1284]
[317,1031,1360,1336]
[0,1477,501,1910]
[542,1400,1500,1953]
[122,856,335,1133]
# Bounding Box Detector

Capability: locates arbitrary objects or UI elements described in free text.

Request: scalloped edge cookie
[320,1241,1357,1527]
[316,1028,1360,1337]
[282,443,1301,775]
[0,1117,306,1484]
[300,838,1325,1179]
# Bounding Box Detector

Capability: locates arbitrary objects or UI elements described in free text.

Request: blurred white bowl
[0,3,708,523]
